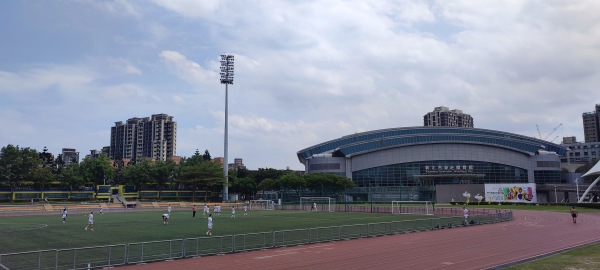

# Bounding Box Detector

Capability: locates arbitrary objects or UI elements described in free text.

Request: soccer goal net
[391,201,434,215]
[249,199,275,210]
[300,197,336,212]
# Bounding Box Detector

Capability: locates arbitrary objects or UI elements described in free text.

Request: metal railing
[0,211,512,270]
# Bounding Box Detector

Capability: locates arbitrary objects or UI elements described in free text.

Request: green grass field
[0,209,431,254]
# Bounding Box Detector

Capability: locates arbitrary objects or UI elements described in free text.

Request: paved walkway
[117,210,600,270]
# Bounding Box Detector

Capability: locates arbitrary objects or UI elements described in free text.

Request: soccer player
[312,202,317,211]
[463,207,469,225]
[99,207,103,214]
[231,205,236,218]
[206,214,213,236]
[203,204,209,218]
[244,204,248,216]
[61,209,68,223]
[162,213,170,225]
[85,211,94,231]
[167,205,172,214]
[192,205,197,218]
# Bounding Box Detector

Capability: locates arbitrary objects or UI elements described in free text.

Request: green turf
[0,209,431,254]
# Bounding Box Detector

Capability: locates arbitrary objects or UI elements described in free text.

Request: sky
[1,0,599,171]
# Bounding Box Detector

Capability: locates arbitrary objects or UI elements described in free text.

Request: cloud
[2,0,600,170]
[151,0,221,18]
[159,50,218,86]
[107,58,142,75]
[80,0,141,17]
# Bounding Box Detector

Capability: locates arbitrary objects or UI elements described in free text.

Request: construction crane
[543,123,563,141]
[536,124,542,139]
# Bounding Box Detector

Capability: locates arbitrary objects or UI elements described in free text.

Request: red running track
[117,210,600,270]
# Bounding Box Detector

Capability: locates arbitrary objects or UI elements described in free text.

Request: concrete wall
[436,184,485,203]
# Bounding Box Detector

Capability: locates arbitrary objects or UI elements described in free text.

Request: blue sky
[1,0,599,170]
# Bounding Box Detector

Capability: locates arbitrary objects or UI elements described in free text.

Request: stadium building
[297,126,567,202]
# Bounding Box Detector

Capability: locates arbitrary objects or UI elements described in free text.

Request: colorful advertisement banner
[484,183,537,203]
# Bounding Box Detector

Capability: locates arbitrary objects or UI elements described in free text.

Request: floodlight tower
[220,54,234,202]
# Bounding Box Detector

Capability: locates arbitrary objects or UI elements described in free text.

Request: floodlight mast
[220,54,234,202]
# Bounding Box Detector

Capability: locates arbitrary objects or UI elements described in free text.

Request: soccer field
[0,209,430,254]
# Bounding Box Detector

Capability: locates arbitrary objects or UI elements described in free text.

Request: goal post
[391,201,434,215]
[249,199,275,210]
[300,197,336,212]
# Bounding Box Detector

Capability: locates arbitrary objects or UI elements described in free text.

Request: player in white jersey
[231,206,236,218]
[167,205,172,214]
[203,204,210,218]
[85,211,94,231]
[162,213,170,225]
[206,214,213,236]
[61,209,68,223]
[463,207,469,225]
[243,204,248,216]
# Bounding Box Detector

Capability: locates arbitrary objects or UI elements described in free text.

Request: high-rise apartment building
[61,148,79,165]
[110,114,177,161]
[583,104,600,143]
[423,106,474,128]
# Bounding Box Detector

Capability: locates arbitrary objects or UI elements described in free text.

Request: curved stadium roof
[297,126,567,163]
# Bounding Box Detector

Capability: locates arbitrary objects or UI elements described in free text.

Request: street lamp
[220,54,234,202]
[554,185,557,203]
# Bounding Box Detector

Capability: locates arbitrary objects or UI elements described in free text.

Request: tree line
[0,145,354,201]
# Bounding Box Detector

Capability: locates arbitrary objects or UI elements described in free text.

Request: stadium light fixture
[220,54,234,202]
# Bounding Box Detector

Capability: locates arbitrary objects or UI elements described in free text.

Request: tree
[179,159,223,202]
[153,159,178,194]
[79,154,115,185]
[251,168,286,185]
[257,178,277,192]
[304,173,355,195]
[202,149,211,161]
[0,145,42,198]
[231,177,257,200]
[277,173,306,199]
[59,163,85,196]
[39,146,54,168]
[112,159,126,185]
[122,158,153,191]
[31,167,55,191]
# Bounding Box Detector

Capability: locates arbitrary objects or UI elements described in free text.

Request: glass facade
[533,170,562,184]
[352,160,528,187]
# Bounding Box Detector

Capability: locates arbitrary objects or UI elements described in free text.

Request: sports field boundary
[0,211,513,270]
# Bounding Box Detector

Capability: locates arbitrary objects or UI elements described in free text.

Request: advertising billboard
[484,183,537,203]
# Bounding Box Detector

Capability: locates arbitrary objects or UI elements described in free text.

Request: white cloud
[151,0,221,18]
[159,50,218,86]
[107,58,142,75]
[2,0,600,169]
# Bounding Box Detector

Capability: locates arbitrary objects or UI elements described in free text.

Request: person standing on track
[206,214,213,236]
[463,207,469,225]
[85,211,94,231]
[571,207,578,223]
